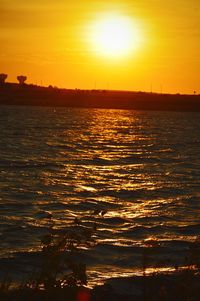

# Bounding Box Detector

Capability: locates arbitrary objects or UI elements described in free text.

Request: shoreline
[1,270,200,301]
[1,83,200,112]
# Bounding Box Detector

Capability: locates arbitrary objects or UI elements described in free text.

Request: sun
[89,14,141,59]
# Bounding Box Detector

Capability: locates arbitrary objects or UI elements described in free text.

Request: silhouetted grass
[1,216,200,301]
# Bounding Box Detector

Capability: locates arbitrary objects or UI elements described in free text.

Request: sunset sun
[90,15,141,58]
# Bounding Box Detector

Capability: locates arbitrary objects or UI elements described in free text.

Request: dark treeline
[0,83,200,112]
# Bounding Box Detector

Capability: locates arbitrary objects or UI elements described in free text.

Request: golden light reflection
[87,266,181,288]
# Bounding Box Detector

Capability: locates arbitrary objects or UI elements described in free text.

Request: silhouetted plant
[29,215,96,290]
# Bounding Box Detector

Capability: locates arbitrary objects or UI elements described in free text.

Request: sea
[0,105,200,288]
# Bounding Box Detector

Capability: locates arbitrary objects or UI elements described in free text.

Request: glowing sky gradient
[1,0,200,93]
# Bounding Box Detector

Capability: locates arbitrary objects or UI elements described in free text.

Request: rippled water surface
[0,105,200,285]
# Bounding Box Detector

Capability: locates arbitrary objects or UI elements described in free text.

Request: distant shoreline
[0,83,200,112]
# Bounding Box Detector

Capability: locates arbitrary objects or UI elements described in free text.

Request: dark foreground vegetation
[0,83,200,112]
[1,272,200,301]
[1,213,200,301]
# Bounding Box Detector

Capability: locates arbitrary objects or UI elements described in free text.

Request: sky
[1,0,200,94]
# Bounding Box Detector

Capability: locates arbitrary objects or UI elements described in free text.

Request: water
[0,105,200,286]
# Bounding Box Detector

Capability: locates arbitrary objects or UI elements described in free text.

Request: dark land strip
[1,83,200,112]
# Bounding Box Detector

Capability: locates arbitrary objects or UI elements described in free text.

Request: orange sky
[1,0,200,94]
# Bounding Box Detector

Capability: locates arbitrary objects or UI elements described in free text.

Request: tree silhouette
[0,73,8,84]
[17,75,27,85]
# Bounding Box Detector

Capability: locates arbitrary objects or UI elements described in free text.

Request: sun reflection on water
[1,108,200,286]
